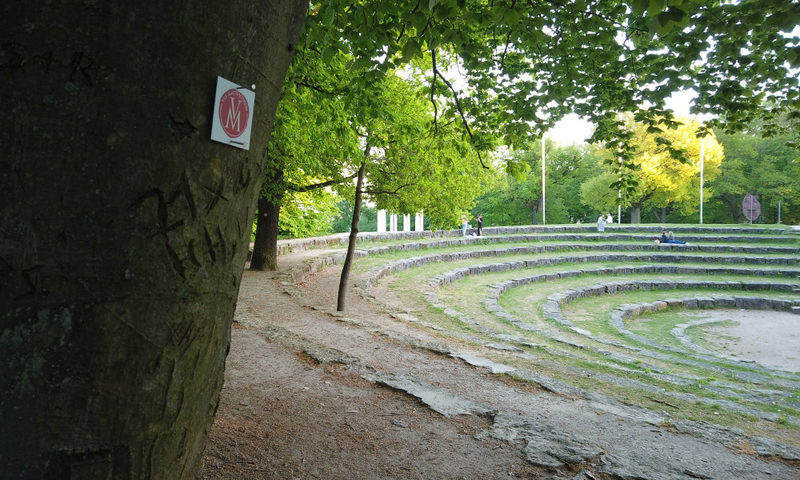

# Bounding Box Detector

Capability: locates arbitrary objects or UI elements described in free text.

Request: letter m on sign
[211,76,255,150]
[224,97,243,134]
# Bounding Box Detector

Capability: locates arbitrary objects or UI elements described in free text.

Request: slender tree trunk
[250,168,284,271]
[0,2,306,478]
[337,156,368,311]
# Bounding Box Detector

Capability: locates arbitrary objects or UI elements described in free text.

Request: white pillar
[415,212,424,231]
[390,213,398,232]
[403,214,411,232]
[377,210,387,233]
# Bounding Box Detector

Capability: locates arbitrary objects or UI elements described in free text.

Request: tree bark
[250,169,284,271]
[337,156,368,311]
[250,195,283,271]
[657,207,668,223]
[0,2,305,478]
[531,199,540,225]
[630,204,642,224]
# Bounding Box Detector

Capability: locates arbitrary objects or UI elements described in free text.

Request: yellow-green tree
[631,116,724,223]
[580,116,724,223]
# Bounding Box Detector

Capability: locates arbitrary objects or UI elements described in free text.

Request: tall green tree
[711,132,800,224]
[581,116,724,224]
[251,45,361,270]
[629,116,724,223]
[475,142,603,225]
[337,73,494,310]
[1,1,306,477]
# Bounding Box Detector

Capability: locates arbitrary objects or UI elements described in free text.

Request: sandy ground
[690,310,800,372]
[198,251,800,479]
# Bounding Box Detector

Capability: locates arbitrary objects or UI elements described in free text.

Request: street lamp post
[542,136,546,225]
[617,156,622,224]
[699,137,705,224]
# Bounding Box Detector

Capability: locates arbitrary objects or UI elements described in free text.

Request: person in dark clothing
[477,214,483,236]
[667,231,686,244]
[658,230,686,245]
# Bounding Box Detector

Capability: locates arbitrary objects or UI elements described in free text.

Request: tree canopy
[305,0,799,194]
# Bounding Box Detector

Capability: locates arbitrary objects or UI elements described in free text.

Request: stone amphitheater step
[357,249,799,290]
[273,225,798,255]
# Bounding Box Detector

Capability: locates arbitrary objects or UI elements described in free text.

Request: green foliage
[475,143,609,225]
[272,1,799,234]
[709,131,800,224]
[305,0,799,202]
[581,171,623,216]
[330,200,378,233]
[278,189,340,238]
[623,115,725,218]
[358,74,496,230]
[263,44,362,203]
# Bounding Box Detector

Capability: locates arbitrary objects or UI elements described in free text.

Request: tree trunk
[630,204,642,224]
[250,194,283,271]
[337,157,368,311]
[0,2,306,478]
[531,199,540,225]
[654,207,667,223]
[250,168,284,271]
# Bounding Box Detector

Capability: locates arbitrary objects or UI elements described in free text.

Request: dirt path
[199,251,800,479]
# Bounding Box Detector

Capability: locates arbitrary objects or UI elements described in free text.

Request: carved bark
[0,1,305,478]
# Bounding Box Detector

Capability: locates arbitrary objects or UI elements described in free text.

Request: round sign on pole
[742,193,761,223]
[210,76,255,150]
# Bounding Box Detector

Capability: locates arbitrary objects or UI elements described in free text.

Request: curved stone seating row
[480,233,797,244]
[481,273,799,379]
[406,257,800,411]
[609,298,800,362]
[481,225,797,236]
[450,287,800,424]
[278,223,798,284]
[423,262,799,354]
[465,280,800,423]
[362,236,799,256]
[465,267,800,378]
[275,225,796,256]
[331,230,800,430]
[542,280,799,329]
[431,261,800,289]
[276,226,797,272]
[413,259,800,383]
[360,248,799,290]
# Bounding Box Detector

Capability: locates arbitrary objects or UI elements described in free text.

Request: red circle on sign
[218,89,250,138]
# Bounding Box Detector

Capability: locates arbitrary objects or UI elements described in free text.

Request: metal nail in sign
[210,76,255,150]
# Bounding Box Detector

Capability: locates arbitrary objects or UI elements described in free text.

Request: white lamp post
[699,137,705,224]
[541,136,546,225]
